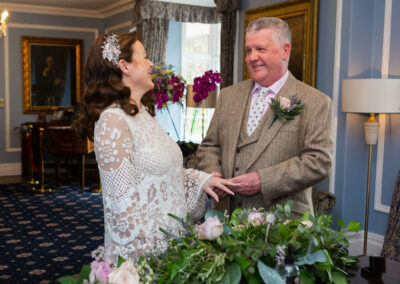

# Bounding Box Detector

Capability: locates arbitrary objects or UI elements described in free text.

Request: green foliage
[58,203,360,284]
[257,260,285,284]
[144,203,360,283]
[56,276,82,284]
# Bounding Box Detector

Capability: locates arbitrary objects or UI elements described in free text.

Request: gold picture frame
[243,0,319,87]
[22,36,83,113]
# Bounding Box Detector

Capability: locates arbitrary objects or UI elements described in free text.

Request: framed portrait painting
[243,0,319,87]
[22,36,83,113]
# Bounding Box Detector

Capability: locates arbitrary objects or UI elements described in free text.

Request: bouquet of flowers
[146,64,186,140]
[147,64,186,110]
[146,203,360,283]
[58,202,360,284]
[192,70,221,104]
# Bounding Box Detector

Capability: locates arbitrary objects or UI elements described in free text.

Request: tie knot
[258,87,270,98]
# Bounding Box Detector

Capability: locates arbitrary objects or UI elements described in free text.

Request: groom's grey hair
[246,17,292,45]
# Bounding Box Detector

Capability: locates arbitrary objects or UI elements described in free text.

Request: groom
[196,17,333,215]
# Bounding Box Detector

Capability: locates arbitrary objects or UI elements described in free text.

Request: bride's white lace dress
[94,106,211,264]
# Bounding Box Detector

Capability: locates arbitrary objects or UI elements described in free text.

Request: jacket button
[236,149,240,153]
[235,167,239,171]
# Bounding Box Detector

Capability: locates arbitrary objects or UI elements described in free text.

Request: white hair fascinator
[101,34,121,67]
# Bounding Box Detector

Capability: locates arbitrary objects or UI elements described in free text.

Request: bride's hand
[203,177,235,202]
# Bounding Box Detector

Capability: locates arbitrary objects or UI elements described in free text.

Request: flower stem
[190,108,198,136]
[165,104,180,141]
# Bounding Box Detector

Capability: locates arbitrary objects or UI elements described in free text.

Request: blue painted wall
[0,11,103,165]
[0,7,133,167]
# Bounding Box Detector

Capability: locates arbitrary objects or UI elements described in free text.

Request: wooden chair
[45,126,95,191]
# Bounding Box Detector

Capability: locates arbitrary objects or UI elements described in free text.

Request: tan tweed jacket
[196,73,333,215]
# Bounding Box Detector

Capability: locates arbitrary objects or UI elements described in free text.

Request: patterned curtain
[135,0,219,65]
[215,0,239,88]
[381,170,400,261]
[141,18,169,65]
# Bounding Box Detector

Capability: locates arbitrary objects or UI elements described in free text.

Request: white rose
[248,212,263,227]
[265,214,276,225]
[198,216,223,240]
[279,97,291,110]
[301,220,314,229]
[108,261,140,284]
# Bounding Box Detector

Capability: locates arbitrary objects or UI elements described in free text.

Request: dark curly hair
[72,32,155,140]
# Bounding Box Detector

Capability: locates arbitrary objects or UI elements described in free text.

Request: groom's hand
[228,173,261,196]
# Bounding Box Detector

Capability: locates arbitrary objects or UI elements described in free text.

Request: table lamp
[341,78,400,256]
[186,84,217,139]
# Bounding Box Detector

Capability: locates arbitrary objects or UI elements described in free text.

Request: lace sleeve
[94,112,135,198]
[184,168,212,222]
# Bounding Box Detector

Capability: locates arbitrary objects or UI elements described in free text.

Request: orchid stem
[190,108,198,136]
[165,104,180,141]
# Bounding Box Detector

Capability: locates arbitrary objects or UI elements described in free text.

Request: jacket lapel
[245,73,298,170]
[226,80,254,177]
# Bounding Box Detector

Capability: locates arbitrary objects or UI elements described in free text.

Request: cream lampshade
[341,78,400,256]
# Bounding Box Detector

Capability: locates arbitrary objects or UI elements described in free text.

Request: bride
[73,32,234,264]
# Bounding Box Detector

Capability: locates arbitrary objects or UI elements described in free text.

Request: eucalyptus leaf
[257,260,285,284]
[56,276,81,284]
[117,255,125,267]
[235,257,252,271]
[296,250,326,266]
[346,221,361,232]
[284,204,291,216]
[204,209,225,222]
[299,270,314,284]
[332,271,348,284]
[78,264,90,280]
[336,218,345,229]
[301,211,310,221]
[244,272,264,284]
[220,263,241,284]
[167,263,179,279]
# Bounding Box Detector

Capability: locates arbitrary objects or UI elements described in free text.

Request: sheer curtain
[133,0,219,65]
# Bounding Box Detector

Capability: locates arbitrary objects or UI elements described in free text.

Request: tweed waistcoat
[230,92,270,211]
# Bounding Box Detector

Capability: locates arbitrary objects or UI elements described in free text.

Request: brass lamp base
[362,113,379,256]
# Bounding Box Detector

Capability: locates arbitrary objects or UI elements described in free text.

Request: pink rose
[279,97,291,110]
[89,259,112,283]
[198,216,223,240]
[248,212,263,227]
[108,261,140,284]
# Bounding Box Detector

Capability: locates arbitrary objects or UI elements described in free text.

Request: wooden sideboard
[20,122,95,191]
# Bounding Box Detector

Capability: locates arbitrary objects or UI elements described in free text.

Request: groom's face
[245,28,291,87]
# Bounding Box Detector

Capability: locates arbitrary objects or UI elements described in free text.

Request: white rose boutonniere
[270,95,304,123]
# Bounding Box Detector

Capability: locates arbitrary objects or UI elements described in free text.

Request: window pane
[181,22,220,143]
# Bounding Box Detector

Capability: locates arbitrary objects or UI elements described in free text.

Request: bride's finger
[221,179,237,187]
[207,188,219,202]
[215,182,234,196]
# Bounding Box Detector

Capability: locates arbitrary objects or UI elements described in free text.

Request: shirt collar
[252,70,289,95]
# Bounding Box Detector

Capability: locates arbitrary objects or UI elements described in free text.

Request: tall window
[181,22,221,143]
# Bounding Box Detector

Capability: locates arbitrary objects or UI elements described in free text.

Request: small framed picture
[37,112,46,123]
[51,110,64,121]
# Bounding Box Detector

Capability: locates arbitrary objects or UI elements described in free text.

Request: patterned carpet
[0,182,104,283]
